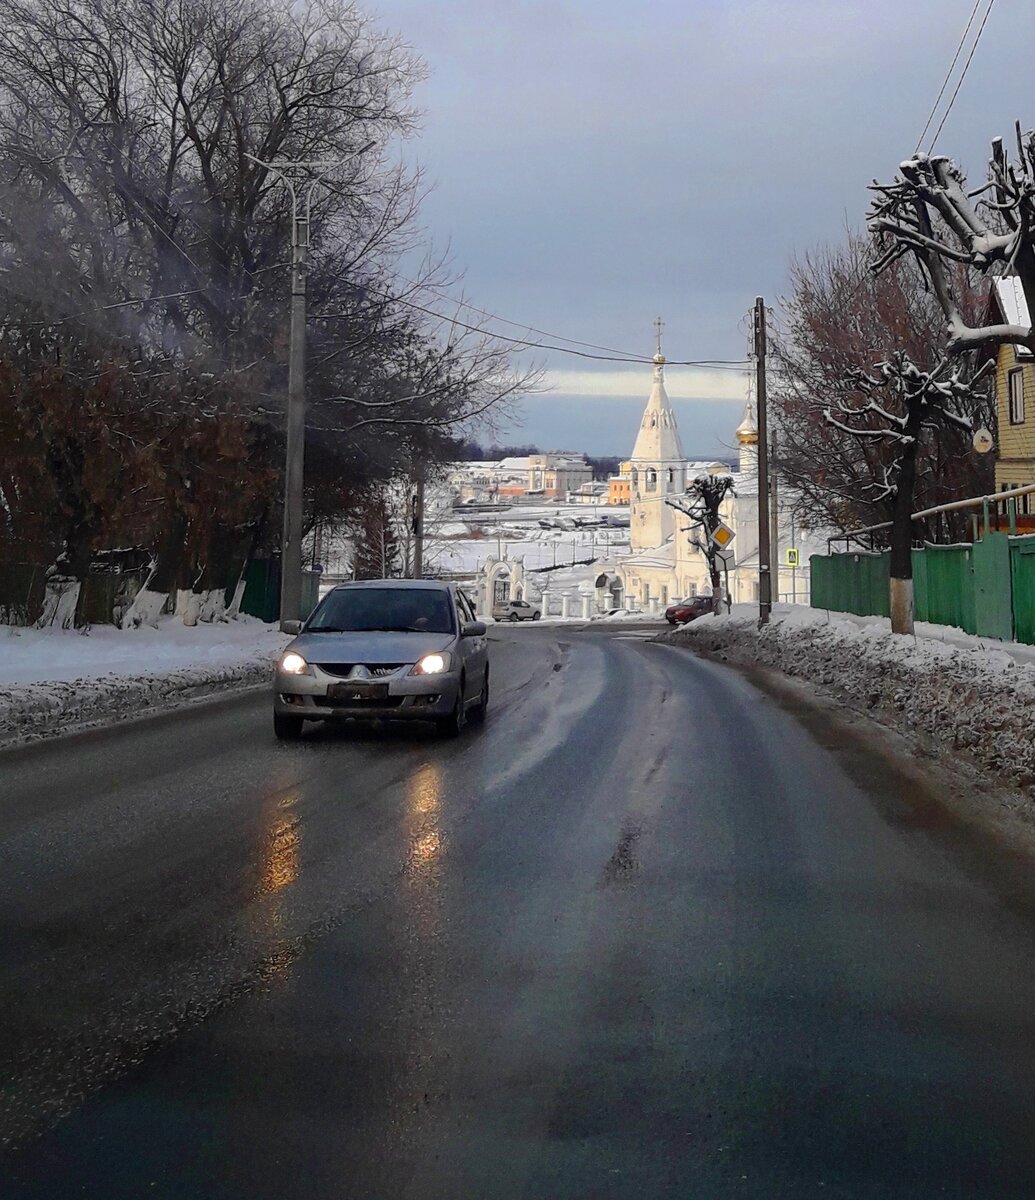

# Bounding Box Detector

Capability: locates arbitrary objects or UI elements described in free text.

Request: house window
[1009,367,1025,425]
[661,586,668,604]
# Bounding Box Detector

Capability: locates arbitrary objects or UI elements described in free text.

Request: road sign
[710,521,735,551]
[785,548,799,567]
[973,427,994,454]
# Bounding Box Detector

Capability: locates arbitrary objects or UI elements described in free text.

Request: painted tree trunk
[120,512,188,628]
[889,435,920,635]
[36,528,93,629]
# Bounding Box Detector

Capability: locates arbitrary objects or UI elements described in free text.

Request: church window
[645,468,657,492]
[631,468,638,488]
[667,468,674,485]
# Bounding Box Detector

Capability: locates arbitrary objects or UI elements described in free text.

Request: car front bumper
[273,663,461,721]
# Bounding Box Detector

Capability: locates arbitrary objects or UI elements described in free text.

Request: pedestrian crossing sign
[786,548,799,567]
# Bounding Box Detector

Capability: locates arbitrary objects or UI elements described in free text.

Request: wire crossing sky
[373,0,1026,455]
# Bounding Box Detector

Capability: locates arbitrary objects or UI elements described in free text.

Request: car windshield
[307,587,454,634]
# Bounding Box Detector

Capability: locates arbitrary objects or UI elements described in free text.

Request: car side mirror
[461,620,487,638]
[281,619,302,635]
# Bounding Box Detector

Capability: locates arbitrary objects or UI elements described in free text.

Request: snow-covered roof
[630,358,686,465]
[993,278,1033,358]
[620,539,677,570]
[497,456,533,470]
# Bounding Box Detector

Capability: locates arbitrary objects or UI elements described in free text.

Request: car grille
[313,695,405,709]
[315,663,404,678]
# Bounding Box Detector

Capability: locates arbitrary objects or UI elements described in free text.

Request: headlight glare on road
[411,652,450,676]
[280,652,310,675]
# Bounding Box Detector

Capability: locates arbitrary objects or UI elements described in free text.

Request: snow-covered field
[665,604,1035,794]
[424,500,629,583]
[0,618,289,743]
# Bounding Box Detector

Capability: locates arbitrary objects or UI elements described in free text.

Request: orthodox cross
[653,316,665,358]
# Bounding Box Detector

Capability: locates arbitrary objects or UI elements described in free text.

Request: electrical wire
[914,0,984,155]
[928,0,997,151]
[315,284,750,369]
[392,275,750,366]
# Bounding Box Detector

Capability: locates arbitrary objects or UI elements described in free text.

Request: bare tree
[771,233,995,541]
[666,473,735,613]
[868,126,1035,352]
[824,352,992,633]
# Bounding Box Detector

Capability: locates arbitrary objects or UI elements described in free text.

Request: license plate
[328,682,389,703]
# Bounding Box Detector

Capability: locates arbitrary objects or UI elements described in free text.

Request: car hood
[288,629,455,666]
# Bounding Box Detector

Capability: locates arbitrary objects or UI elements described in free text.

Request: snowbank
[664,605,1035,793]
[0,618,289,743]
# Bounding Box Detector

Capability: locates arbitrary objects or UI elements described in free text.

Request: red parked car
[665,595,715,625]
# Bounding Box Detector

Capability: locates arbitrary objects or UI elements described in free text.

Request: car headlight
[279,651,311,675]
[410,652,451,676]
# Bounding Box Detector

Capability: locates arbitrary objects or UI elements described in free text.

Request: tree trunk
[120,511,187,628]
[889,437,920,635]
[36,522,94,629]
[707,553,723,614]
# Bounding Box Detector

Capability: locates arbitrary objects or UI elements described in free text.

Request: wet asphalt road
[5,626,1035,1197]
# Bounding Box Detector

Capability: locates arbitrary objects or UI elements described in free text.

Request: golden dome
[736,397,758,445]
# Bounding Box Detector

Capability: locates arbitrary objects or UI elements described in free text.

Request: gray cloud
[372,0,1031,453]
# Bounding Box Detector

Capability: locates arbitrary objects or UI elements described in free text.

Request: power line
[393,275,750,366]
[914,0,984,155]
[928,0,997,151]
[315,284,750,369]
[395,275,656,360]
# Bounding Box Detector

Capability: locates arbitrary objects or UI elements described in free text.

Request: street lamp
[246,142,374,630]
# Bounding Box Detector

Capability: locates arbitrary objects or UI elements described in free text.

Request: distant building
[608,325,826,610]
[527,453,593,498]
[608,461,631,505]
[446,453,592,503]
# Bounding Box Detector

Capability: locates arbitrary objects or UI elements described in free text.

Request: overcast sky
[370,0,1032,457]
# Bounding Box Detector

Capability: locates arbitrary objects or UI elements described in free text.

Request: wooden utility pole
[245,143,373,628]
[754,296,772,626]
[770,430,779,605]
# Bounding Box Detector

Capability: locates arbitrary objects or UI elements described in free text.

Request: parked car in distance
[273,580,489,740]
[492,599,542,622]
[665,595,715,625]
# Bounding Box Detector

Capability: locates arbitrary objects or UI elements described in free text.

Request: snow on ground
[0,617,289,744]
[665,604,1035,793]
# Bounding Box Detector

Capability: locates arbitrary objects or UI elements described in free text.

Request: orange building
[607,460,632,505]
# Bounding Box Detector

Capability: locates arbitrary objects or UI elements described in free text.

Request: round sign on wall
[973,428,994,454]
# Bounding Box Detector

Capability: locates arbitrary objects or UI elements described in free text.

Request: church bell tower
[629,319,687,551]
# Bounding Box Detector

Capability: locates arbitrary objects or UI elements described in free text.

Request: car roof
[331,579,452,592]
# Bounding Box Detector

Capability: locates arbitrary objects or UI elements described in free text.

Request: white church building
[614,336,820,611]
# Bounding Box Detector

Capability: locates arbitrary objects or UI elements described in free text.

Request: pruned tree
[824,352,993,633]
[666,473,735,613]
[868,126,1035,352]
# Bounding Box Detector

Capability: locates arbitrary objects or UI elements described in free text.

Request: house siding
[994,342,1035,491]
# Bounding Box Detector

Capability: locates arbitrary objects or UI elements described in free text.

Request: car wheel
[436,683,466,738]
[470,669,489,724]
[532,611,541,621]
[274,712,304,740]
[508,612,519,622]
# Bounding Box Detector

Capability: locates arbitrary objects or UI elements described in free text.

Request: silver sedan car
[273,579,489,740]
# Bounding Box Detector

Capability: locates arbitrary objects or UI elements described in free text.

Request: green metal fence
[239,558,320,624]
[811,531,1035,644]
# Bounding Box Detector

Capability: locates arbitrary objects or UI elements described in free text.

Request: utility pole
[246,143,373,630]
[770,430,779,605]
[754,296,772,626]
